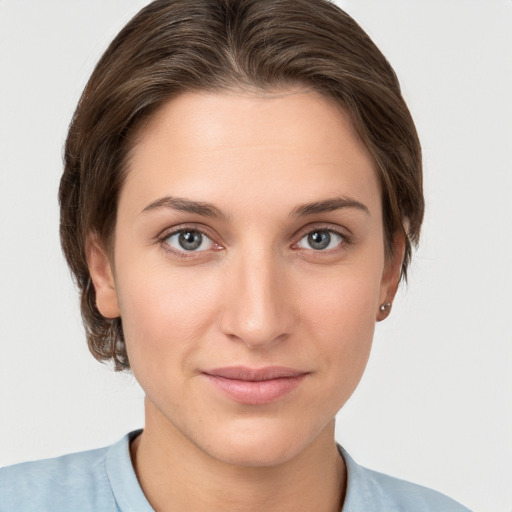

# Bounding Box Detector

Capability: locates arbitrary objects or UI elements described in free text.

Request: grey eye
[297,230,343,251]
[165,230,214,252]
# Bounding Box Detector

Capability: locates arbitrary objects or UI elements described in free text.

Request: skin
[87,88,403,511]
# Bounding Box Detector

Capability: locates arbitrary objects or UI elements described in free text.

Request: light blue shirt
[0,431,471,511]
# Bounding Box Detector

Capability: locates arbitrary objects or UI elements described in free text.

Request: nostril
[218,254,295,347]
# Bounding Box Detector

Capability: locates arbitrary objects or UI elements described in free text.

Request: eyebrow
[290,196,370,217]
[141,195,369,219]
[141,196,228,219]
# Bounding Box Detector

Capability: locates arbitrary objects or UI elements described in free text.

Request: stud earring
[379,302,392,312]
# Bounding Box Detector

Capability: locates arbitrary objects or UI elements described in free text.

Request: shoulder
[0,442,116,512]
[339,447,472,512]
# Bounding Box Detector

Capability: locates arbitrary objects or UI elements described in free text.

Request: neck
[130,400,346,512]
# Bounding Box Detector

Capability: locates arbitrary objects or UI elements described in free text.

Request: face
[89,89,401,467]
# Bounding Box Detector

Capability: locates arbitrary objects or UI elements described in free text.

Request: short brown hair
[59,0,423,370]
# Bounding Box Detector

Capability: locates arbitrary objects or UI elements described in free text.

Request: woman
[0,0,473,510]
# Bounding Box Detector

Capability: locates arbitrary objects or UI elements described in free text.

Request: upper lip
[203,366,307,381]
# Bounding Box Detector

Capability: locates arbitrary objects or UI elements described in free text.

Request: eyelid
[291,223,353,252]
[157,222,220,242]
[293,222,352,242]
[158,224,224,257]
[156,222,352,258]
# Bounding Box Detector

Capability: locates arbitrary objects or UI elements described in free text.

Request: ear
[377,232,406,322]
[85,236,120,319]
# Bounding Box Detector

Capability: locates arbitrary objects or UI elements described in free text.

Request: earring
[379,302,392,312]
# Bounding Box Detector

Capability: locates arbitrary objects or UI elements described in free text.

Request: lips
[202,366,308,405]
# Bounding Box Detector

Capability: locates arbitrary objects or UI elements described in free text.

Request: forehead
[121,88,380,217]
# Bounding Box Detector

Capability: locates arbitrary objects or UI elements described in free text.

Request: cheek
[297,259,383,389]
[114,259,223,376]
[301,253,382,332]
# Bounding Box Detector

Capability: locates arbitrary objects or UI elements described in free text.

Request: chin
[205,437,302,468]
[194,416,332,468]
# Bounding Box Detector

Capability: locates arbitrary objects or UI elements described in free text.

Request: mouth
[202,366,308,405]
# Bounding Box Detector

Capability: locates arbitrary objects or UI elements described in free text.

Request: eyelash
[158,224,351,259]
[159,225,220,259]
[299,225,352,255]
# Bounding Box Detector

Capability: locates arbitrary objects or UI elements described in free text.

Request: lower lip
[204,374,306,405]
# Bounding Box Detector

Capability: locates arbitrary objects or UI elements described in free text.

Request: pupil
[308,231,330,250]
[179,231,202,250]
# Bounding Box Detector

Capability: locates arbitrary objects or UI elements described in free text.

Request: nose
[219,247,295,349]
